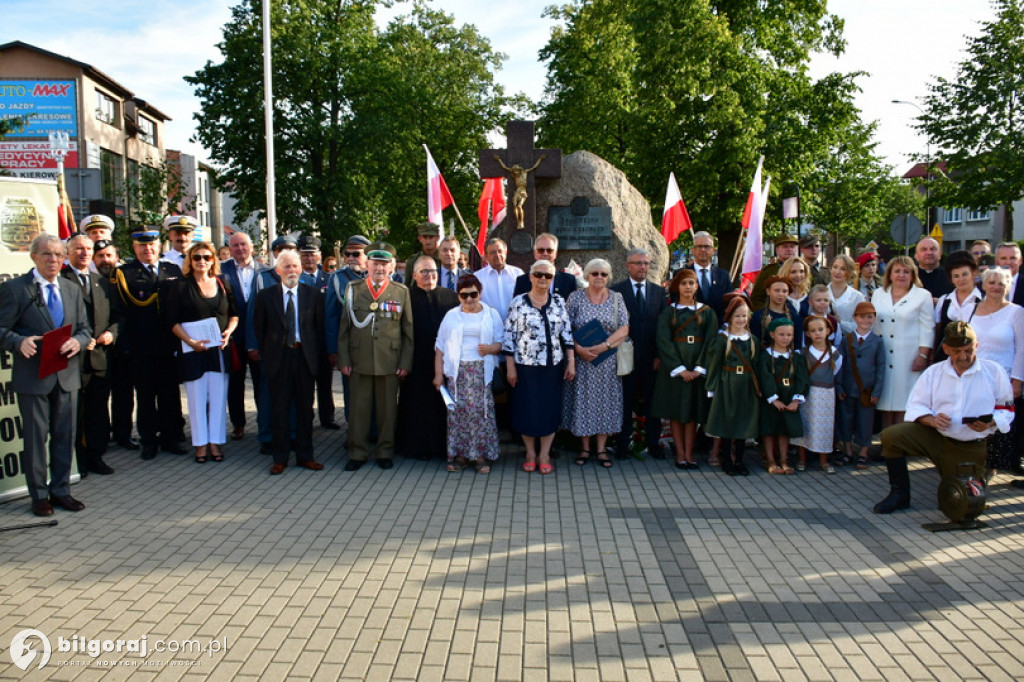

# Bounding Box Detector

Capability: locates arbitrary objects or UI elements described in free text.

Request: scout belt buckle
[781,378,791,386]
[735,366,743,374]
[686,335,695,343]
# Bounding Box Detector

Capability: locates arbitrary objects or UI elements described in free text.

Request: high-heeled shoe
[194,445,208,463]
[210,444,224,462]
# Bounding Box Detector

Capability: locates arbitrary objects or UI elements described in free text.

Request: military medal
[370,302,379,311]
[366,278,388,311]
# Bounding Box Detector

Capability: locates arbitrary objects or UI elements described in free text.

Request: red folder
[38,324,72,380]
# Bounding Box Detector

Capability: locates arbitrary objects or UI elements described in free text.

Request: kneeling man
[874,321,1014,514]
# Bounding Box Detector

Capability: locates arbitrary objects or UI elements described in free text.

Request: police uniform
[338,245,414,465]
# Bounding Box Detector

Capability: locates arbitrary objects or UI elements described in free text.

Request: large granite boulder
[536,150,669,283]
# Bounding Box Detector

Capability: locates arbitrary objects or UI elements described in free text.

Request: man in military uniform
[112,228,186,460]
[404,221,442,288]
[338,243,414,470]
[325,235,371,422]
[298,234,337,429]
[750,234,799,309]
[79,215,114,275]
[161,215,198,270]
[799,233,831,286]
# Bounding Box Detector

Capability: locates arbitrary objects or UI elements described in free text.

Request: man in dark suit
[219,230,269,440]
[250,250,325,475]
[513,233,578,300]
[686,231,735,321]
[0,234,93,516]
[62,234,123,476]
[437,236,472,292]
[611,248,667,458]
[112,228,186,460]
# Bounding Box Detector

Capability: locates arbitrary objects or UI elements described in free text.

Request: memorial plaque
[509,230,533,254]
[547,197,612,250]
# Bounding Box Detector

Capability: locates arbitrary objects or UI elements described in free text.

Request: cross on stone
[479,120,562,238]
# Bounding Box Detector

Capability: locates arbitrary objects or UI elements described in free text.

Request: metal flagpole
[262,0,277,263]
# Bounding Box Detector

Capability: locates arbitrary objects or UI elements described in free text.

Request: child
[751,275,802,349]
[706,296,761,476]
[793,315,844,473]
[651,269,719,469]
[836,302,885,468]
[756,318,809,474]
[801,284,841,347]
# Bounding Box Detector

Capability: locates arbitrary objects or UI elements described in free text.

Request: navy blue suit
[686,264,735,322]
[300,268,335,425]
[220,258,269,430]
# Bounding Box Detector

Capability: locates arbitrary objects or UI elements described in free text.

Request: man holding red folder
[0,234,92,517]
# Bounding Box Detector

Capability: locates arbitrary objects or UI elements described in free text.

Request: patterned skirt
[792,386,836,454]
[447,360,500,462]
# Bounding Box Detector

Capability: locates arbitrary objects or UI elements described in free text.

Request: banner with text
[0,80,78,138]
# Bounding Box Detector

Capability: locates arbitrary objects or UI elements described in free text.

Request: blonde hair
[882,255,922,291]
[830,254,857,285]
[778,257,810,297]
[182,241,221,277]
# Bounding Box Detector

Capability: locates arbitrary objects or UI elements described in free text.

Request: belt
[674,335,705,344]
[287,342,302,349]
[722,365,746,375]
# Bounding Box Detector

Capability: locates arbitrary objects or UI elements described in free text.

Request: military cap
[366,241,396,261]
[774,234,798,247]
[79,214,114,235]
[131,228,161,243]
[416,221,441,237]
[346,235,371,247]
[271,234,299,251]
[298,235,322,252]
[943,321,977,348]
[163,215,198,232]
[798,234,821,249]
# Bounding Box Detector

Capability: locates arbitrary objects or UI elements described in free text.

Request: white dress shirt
[904,356,1014,441]
[476,263,524,322]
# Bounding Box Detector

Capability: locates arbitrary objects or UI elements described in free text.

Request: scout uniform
[338,244,414,466]
[650,300,718,425]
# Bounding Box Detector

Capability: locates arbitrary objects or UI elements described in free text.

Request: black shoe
[87,461,115,475]
[873,488,910,513]
[117,438,140,450]
[140,445,158,460]
[161,443,189,455]
[259,442,272,455]
[1011,480,1024,489]
[723,461,738,476]
[649,447,666,460]
[377,459,394,470]
[735,461,749,476]
[321,421,341,430]
[687,461,700,470]
[344,460,365,471]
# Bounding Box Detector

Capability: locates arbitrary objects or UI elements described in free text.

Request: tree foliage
[187,0,523,253]
[538,0,904,259]
[918,0,1024,240]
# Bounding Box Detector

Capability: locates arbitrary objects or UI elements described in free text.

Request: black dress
[397,286,459,459]
[164,277,237,382]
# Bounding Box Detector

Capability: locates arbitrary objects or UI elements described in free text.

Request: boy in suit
[837,302,885,469]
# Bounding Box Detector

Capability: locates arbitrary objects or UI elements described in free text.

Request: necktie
[447,271,455,290]
[858,336,864,346]
[148,264,157,278]
[635,282,645,307]
[79,273,88,288]
[285,291,297,346]
[47,283,64,326]
[700,268,710,296]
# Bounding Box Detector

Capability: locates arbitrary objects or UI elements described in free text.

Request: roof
[901,161,948,180]
[0,40,171,121]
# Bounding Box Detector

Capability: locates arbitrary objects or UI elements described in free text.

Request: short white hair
[584,258,612,278]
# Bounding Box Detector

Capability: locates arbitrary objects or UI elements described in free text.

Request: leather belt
[722,365,745,375]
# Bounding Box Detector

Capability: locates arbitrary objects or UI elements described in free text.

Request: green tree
[0,115,28,176]
[187,0,522,253]
[918,0,1024,241]
[539,0,895,260]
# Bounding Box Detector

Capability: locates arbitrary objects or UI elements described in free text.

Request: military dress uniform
[338,277,414,464]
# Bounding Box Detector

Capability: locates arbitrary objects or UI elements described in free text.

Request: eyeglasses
[693,245,713,250]
[345,251,363,258]
[589,272,609,278]
[458,291,479,299]
[417,269,438,276]
[191,254,213,262]
[535,247,555,254]
[532,272,554,280]
[628,261,650,267]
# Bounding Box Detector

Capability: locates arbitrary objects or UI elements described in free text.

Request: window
[100,148,123,200]
[138,116,156,145]
[95,91,116,125]
[943,208,963,224]
[967,209,989,221]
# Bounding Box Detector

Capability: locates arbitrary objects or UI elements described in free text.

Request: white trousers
[185,371,229,446]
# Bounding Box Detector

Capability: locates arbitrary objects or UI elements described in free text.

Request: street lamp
[892,99,932,230]
[47,131,71,176]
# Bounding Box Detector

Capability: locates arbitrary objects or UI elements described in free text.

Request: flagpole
[447,199,484,257]
[729,228,747,283]
[262,0,277,263]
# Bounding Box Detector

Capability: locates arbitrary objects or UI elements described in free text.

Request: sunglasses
[344,251,363,258]
[532,272,554,280]
[458,291,479,299]
[589,272,609,278]
[535,247,555,254]
[191,254,213,262]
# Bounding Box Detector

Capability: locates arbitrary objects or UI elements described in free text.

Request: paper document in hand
[180,317,223,353]
[439,385,456,411]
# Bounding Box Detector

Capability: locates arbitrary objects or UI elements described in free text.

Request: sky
[3,0,998,177]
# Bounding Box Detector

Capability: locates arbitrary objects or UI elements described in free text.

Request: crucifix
[479,121,562,239]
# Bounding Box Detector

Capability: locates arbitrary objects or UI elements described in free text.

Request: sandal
[781,465,795,475]
[824,465,836,475]
[210,444,224,462]
[855,456,868,470]
[768,465,783,475]
[796,463,806,472]
[596,451,613,469]
[575,450,591,466]
[447,456,469,472]
[194,446,207,464]
[835,453,854,467]
[538,458,554,474]
[522,460,537,473]
[474,459,491,474]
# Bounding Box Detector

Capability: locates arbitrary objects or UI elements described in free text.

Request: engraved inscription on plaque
[547,197,612,250]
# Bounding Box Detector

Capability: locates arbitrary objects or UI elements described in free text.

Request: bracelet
[605,341,611,350]
[918,353,928,359]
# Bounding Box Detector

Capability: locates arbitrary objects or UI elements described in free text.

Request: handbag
[613,294,634,376]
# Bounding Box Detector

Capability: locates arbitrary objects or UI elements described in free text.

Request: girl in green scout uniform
[756,317,809,475]
[651,269,719,470]
[793,315,845,474]
[706,295,761,476]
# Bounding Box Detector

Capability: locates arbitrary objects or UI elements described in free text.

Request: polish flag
[424,145,453,237]
[660,172,692,244]
[740,158,770,290]
[56,172,75,239]
[477,177,506,256]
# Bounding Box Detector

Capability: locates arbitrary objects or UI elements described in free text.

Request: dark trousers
[77,372,111,466]
[316,349,336,424]
[881,422,987,478]
[19,385,75,502]
[131,353,183,448]
[228,355,261,428]
[619,359,661,454]
[110,349,135,441]
[270,347,315,465]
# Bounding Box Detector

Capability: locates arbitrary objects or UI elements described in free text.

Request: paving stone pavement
[3,397,1024,681]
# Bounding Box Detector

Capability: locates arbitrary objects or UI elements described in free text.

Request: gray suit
[0,272,92,501]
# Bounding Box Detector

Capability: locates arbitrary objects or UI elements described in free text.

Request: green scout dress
[651,303,718,423]
[705,333,761,440]
[756,348,810,437]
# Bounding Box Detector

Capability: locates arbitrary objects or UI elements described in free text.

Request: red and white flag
[740,157,769,290]
[477,177,506,256]
[56,172,75,240]
[424,144,453,238]
[660,172,692,244]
